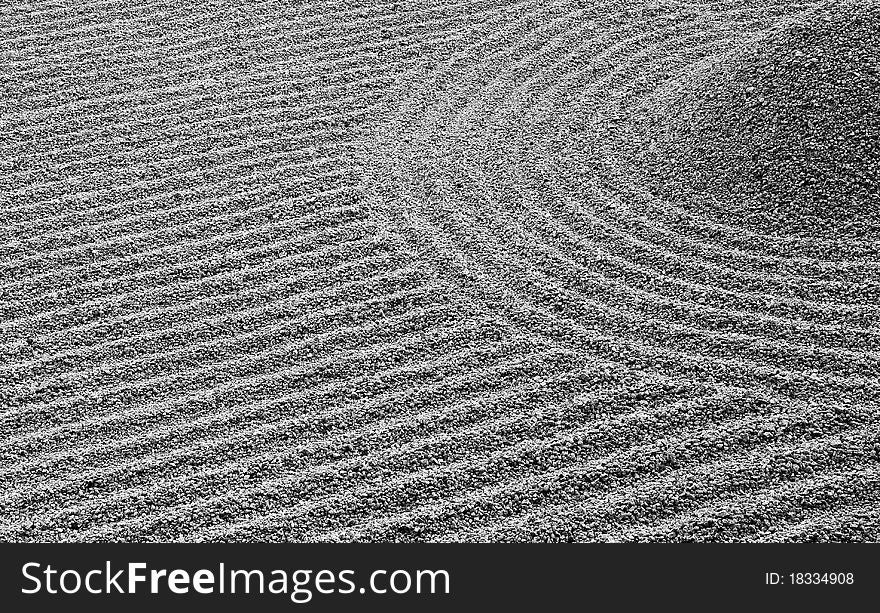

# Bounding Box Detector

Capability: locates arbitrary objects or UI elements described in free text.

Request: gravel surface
[1,0,878,542]
[630,1,880,239]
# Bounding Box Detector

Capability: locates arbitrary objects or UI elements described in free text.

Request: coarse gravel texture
[0,0,878,543]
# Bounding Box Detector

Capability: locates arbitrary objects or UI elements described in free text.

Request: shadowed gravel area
[1,0,878,543]
[631,1,880,238]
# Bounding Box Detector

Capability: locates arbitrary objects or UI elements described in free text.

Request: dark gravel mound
[636,2,880,239]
